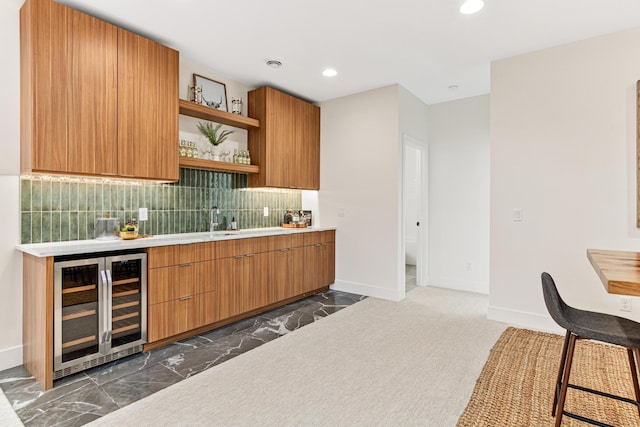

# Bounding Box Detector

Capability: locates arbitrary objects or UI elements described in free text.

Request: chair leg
[630,348,640,418]
[555,333,577,427]
[553,330,572,417]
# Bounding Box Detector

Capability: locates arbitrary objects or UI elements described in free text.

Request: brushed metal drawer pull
[315,243,322,247]
[280,248,288,252]
[179,263,192,267]
[234,255,244,259]
[179,295,193,301]
[245,253,256,257]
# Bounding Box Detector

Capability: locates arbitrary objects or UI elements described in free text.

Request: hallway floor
[406,264,417,292]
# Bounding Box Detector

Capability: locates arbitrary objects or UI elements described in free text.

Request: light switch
[513,208,523,222]
[264,207,269,217]
[138,207,148,221]
[337,208,345,218]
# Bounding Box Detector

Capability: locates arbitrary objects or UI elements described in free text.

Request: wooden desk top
[587,249,640,297]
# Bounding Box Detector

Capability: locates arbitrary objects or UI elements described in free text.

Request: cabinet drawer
[148,260,215,304]
[321,230,335,243]
[216,237,268,258]
[303,231,322,246]
[148,291,216,343]
[147,242,216,268]
[262,234,305,251]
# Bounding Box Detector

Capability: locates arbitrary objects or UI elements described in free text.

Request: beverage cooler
[53,252,147,379]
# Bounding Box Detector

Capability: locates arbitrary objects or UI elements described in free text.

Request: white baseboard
[331,280,403,301]
[427,276,489,295]
[0,345,22,372]
[488,305,564,335]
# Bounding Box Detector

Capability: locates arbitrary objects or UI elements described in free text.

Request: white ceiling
[53,0,640,105]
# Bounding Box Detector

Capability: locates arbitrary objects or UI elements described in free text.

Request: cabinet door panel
[271,249,290,302]
[215,257,243,319]
[294,98,320,190]
[148,299,187,342]
[302,245,322,294]
[67,8,117,175]
[325,242,335,286]
[187,292,216,330]
[243,253,269,312]
[289,247,305,297]
[117,29,178,181]
[21,0,69,173]
[266,89,295,188]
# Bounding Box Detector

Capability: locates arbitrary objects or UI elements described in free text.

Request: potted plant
[197,122,234,161]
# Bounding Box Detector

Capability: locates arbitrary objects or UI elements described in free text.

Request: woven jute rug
[457,327,640,426]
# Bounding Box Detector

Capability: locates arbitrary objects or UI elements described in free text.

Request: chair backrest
[541,272,572,331]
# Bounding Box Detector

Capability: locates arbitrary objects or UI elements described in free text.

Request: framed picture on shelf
[194,74,228,112]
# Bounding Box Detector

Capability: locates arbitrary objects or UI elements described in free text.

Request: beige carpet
[458,327,640,426]
[89,287,506,426]
[0,388,22,426]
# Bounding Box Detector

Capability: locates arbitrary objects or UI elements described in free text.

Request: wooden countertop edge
[587,248,640,297]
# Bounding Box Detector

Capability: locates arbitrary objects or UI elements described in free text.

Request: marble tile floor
[0,290,365,427]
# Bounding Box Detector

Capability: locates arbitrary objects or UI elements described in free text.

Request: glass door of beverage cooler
[105,254,147,352]
[54,257,105,372]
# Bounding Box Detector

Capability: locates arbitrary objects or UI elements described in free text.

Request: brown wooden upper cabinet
[248,87,320,190]
[20,0,179,181]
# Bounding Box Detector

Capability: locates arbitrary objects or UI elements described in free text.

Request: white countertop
[16,226,336,257]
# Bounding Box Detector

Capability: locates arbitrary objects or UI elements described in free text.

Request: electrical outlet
[513,208,523,222]
[263,207,269,217]
[465,262,472,272]
[621,296,632,312]
[138,207,148,221]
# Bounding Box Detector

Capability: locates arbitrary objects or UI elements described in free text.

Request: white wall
[319,85,429,300]
[428,96,490,294]
[319,85,402,300]
[0,0,25,369]
[490,27,640,331]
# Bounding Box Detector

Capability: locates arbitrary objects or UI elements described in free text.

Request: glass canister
[94,217,120,240]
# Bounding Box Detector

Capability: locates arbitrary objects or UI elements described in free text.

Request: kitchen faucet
[210,206,220,231]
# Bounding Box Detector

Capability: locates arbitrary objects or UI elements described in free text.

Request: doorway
[402,135,428,294]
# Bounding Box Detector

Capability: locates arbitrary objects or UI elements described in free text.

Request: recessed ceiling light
[460,0,484,14]
[322,68,338,77]
[266,59,283,68]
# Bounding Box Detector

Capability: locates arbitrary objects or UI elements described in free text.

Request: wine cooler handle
[100,270,108,344]
[105,269,113,344]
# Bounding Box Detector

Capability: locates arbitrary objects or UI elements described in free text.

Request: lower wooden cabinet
[270,234,306,301]
[146,230,336,346]
[303,230,336,292]
[215,237,271,318]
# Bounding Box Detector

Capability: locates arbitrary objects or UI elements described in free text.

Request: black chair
[541,272,640,427]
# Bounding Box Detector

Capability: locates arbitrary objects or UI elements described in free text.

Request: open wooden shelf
[179,157,260,174]
[178,99,260,129]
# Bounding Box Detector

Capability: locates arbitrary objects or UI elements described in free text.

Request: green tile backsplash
[21,169,302,244]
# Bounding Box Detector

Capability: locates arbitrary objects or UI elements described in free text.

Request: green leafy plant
[197,122,234,146]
